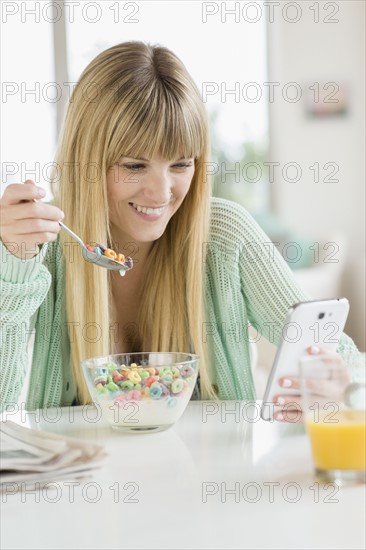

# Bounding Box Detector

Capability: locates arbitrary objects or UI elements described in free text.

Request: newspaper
[0,420,106,493]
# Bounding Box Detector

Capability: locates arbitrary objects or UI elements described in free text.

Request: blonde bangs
[106,79,206,166]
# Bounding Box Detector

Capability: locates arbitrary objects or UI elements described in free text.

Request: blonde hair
[51,41,216,403]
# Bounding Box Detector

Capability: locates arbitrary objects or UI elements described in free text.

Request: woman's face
[106,154,195,248]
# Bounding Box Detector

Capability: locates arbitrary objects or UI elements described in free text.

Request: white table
[1,401,365,550]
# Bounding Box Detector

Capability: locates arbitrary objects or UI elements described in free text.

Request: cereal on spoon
[85,243,133,268]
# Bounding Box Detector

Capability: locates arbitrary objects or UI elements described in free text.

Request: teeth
[132,203,163,215]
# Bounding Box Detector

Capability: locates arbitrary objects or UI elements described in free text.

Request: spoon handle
[58,220,85,248]
[32,197,85,249]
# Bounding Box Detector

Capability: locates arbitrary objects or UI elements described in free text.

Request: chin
[132,227,167,243]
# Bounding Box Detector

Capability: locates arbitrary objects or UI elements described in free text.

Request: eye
[172,162,193,169]
[123,163,145,171]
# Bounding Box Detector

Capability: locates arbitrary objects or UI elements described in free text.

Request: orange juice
[306,410,366,470]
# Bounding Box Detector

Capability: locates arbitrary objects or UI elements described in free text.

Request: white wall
[267,0,365,350]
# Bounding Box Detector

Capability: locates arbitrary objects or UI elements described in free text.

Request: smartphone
[260,297,350,421]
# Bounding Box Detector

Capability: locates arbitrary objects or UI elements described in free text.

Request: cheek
[176,173,194,198]
[106,173,125,221]
[107,169,130,204]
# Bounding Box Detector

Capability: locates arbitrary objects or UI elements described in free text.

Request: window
[1,9,56,198]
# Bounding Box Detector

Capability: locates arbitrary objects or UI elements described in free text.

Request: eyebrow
[124,156,186,161]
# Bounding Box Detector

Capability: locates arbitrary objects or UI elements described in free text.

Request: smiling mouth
[129,202,166,215]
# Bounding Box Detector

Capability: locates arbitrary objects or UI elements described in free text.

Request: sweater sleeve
[211,198,359,361]
[0,240,52,410]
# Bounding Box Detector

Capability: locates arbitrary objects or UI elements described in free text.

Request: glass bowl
[81,352,199,433]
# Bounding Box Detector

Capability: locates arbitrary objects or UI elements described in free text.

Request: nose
[142,169,172,206]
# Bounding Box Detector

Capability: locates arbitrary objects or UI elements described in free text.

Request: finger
[4,202,64,222]
[272,393,302,407]
[304,349,345,370]
[1,233,58,259]
[278,376,300,390]
[17,232,59,245]
[314,353,344,366]
[2,181,46,205]
[274,409,303,423]
[7,219,62,236]
[278,374,348,399]
[303,377,348,400]
[306,345,343,361]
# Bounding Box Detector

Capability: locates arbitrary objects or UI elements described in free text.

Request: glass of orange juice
[300,352,366,485]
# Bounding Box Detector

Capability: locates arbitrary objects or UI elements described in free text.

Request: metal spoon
[32,199,132,276]
[58,221,133,277]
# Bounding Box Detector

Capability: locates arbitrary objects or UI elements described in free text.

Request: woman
[0,41,359,416]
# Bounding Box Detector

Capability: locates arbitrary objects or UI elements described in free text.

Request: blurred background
[2,1,365,390]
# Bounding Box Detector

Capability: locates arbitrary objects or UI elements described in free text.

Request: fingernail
[60,211,65,219]
[276,413,284,421]
[309,345,320,354]
[37,187,46,197]
[276,397,286,405]
[282,378,292,388]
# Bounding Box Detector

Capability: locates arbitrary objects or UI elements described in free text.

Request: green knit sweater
[0,198,358,410]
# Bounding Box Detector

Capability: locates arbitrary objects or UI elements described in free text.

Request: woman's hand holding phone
[260,298,349,422]
[0,180,64,259]
[272,345,346,421]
